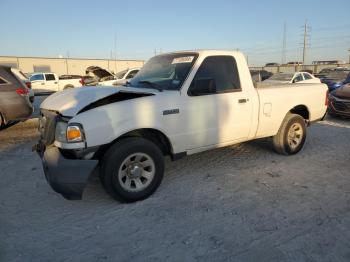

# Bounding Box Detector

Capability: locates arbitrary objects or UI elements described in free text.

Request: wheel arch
[95,128,174,160]
[289,104,310,120]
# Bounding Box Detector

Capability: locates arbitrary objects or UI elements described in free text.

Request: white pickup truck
[29,72,81,93]
[35,50,328,202]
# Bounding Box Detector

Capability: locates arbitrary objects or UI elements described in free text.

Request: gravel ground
[0,114,349,262]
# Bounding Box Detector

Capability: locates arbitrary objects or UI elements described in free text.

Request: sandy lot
[0,114,349,262]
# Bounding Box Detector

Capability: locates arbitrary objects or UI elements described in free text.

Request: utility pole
[348,48,350,64]
[114,33,117,74]
[302,20,308,65]
[66,50,70,74]
[281,22,286,64]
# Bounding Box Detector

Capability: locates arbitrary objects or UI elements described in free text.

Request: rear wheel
[273,113,307,155]
[101,137,164,202]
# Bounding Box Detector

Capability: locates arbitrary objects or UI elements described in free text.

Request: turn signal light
[67,126,83,142]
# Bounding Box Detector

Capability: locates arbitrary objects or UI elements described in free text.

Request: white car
[112,68,140,86]
[29,72,81,93]
[36,50,328,202]
[263,72,320,84]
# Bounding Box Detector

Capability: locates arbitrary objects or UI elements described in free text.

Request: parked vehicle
[315,67,349,79]
[287,62,303,65]
[81,66,140,86]
[265,63,279,67]
[82,66,116,86]
[263,72,320,84]
[328,83,350,117]
[113,68,140,86]
[11,68,34,103]
[35,50,328,202]
[0,66,33,128]
[321,70,350,92]
[29,72,81,93]
[250,69,273,82]
[312,60,345,65]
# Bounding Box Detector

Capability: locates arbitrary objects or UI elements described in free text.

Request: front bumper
[328,98,350,117]
[39,146,98,200]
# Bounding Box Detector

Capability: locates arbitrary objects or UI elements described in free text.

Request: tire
[272,113,307,155]
[101,137,164,202]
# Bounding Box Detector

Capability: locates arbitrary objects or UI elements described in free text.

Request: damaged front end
[36,87,155,200]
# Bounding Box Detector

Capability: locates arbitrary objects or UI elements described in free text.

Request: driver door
[183,55,253,150]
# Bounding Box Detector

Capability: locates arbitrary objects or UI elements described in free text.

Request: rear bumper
[40,146,98,200]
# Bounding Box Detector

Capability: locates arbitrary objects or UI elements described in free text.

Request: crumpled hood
[40,86,155,117]
[85,66,114,79]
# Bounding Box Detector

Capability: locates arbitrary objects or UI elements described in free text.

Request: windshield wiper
[138,80,163,92]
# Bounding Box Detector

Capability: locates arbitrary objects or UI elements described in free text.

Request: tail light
[16,88,29,95]
[25,81,32,89]
[79,78,85,85]
[325,90,329,106]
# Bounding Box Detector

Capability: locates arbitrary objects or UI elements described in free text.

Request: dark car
[0,66,33,128]
[265,63,279,67]
[250,69,273,82]
[314,67,348,79]
[321,70,350,92]
[328,83,350,117]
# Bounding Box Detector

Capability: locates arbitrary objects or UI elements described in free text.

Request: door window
[126,70,139,79]
[293,74,304,83]
[30,74,44,81]
[188,56,241,96]
[45,74,56,81]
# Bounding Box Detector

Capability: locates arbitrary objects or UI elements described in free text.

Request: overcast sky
[0,0,349,66]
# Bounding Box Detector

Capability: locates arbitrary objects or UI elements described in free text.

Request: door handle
[238,98,249,103]
[54,82,58,84]
[41,82,45,85]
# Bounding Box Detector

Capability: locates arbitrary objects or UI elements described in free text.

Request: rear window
[0,77,8,84]
[11,68,28,81]
[303,73,312,80]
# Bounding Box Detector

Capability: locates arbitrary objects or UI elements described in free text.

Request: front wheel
[101,138,164,202]
[273,113,307,155]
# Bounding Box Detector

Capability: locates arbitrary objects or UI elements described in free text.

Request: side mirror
[189,78,216,96]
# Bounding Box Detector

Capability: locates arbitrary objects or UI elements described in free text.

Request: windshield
[129,53,198,91]
[115,69,128,79]
[268,73,294,81]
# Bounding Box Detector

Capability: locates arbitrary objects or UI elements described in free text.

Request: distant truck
[29,72,81,93]
[36,50,328,202]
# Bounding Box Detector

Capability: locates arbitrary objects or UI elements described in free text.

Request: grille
[332,101,350,112]
[39,110,58,146]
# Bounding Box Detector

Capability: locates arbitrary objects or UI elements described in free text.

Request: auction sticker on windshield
[172,56,194,64]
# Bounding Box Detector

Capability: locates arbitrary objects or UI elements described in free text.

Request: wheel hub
[128,164,143,178]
